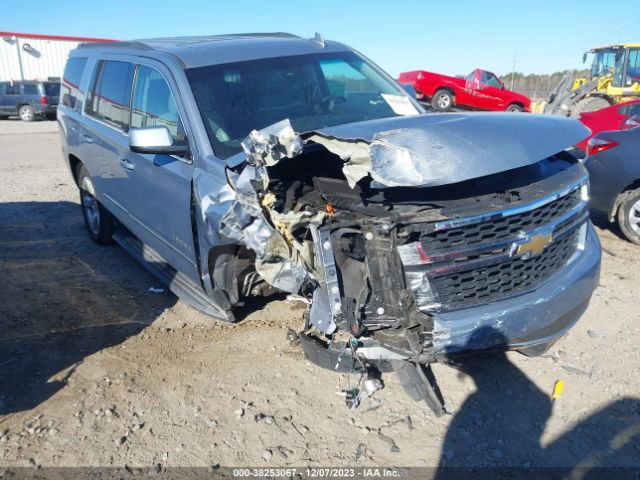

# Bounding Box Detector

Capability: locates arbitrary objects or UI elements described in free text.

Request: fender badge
[516,233,553,256]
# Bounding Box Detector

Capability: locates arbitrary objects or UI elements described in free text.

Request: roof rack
[76,41,153,50]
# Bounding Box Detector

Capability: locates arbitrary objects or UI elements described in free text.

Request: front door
[477,70,507,110]
[0,83,21,114]
[118,62,199,283]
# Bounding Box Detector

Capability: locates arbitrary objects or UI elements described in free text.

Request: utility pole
[510,51,517,90]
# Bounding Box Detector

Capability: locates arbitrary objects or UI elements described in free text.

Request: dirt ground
[0,120,639,472]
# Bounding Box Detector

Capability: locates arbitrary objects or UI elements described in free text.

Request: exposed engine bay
[193,114,592,411]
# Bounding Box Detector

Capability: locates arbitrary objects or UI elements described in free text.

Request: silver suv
[58,34,600,409]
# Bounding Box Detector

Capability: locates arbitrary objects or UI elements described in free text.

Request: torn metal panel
[306,113,590,188]
[241,119,304,166]
[308,225,339,334]
[303,134,370,188]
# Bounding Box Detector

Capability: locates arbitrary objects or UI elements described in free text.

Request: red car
[399,68,531,112]
[576,99,640,151]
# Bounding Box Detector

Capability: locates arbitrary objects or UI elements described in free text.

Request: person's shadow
[436,326,640,478]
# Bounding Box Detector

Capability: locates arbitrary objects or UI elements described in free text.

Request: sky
[3,0,640,77]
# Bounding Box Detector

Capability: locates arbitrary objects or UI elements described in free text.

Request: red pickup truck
[399,68,531,113]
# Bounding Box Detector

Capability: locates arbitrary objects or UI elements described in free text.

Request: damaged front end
[194,114,598,411]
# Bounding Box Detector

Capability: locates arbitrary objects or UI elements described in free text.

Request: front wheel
[570,96,611,117]
[77,164,115,245]
[431,90,454,112]
[617,188,640,245]
[19,105,34,122]
[506,104,524,112]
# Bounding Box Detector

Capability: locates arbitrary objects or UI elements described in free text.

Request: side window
[482,71,502,88]
[619,102,640,116]
[626,49,640,87]
[5,84,19,95]
[131,65,186,145]
[86,60,134,131]
[61,57,87,109]
[23,84,38,95]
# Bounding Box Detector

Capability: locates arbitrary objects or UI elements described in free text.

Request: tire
[77,164,115,245]
[569,96,611,117]
[617,188,640,245]
[0,115,8,120]
[46,113,57,121]
[19,105,34,122]
[506,104,524,112]
[431,89,454,112]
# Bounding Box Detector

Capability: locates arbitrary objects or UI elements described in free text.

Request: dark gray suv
[0,80,60,121]
[58,33,601,407]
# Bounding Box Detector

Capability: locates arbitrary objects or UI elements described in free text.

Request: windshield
[43,82,60,96]
[186,52,413,159]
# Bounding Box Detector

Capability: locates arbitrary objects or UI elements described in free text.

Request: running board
[113,230,234,322]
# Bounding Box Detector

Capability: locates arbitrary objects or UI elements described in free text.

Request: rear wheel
[431,89,454,111]
[570,96,611,117]
[19,105,34,122]
[77,164,115,245]
[506,103,524,112]
[617,188,640,245]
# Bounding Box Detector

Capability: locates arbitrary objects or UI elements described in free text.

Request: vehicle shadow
[435,327,640,478]
[0,200,177,415]
[589,208,628,243]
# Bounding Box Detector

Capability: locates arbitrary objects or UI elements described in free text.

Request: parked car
[575,99,640,151]
[398,68,531,112]
[0,80,60,121]
[58,34,599,405]
[583,122,640,244]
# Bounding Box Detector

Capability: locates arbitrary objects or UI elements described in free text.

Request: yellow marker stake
[551,380,564,400]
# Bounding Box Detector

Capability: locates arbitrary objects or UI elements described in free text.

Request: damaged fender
[192,113,593,371]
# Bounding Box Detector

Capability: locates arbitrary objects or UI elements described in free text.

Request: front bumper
[431,221,601,355]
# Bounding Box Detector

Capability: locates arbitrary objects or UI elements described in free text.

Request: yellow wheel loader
[542,44,640,116]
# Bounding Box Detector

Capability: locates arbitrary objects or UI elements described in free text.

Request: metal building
[0,31,112,82]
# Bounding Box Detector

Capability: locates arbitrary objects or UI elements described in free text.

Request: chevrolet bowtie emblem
[517,233,553,256]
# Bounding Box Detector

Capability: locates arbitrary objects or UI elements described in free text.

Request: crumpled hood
[308,112,590,188]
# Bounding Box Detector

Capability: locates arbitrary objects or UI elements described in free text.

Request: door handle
[119,158,136,171]
[81,134,93,144]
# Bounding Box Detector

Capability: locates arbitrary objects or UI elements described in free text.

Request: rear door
[118,62,199,282]
[80,59,136,222]
[43,82,60,107]
[22,83,39,106]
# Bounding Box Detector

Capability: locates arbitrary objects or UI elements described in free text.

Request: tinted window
[86,60,134,131]
[62,57,87,108]
[627,49,640,86]
[619,102,640,116]
[131,65,186,145]
[5,84,19,95]
[23,84,38,95]
[44,82,60,97]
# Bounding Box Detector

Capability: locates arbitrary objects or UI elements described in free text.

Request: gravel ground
[0,120,639,472]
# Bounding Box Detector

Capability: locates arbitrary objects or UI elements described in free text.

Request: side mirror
[129,126,189,157]
[400,83,417,98]
[582,52,587,64]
